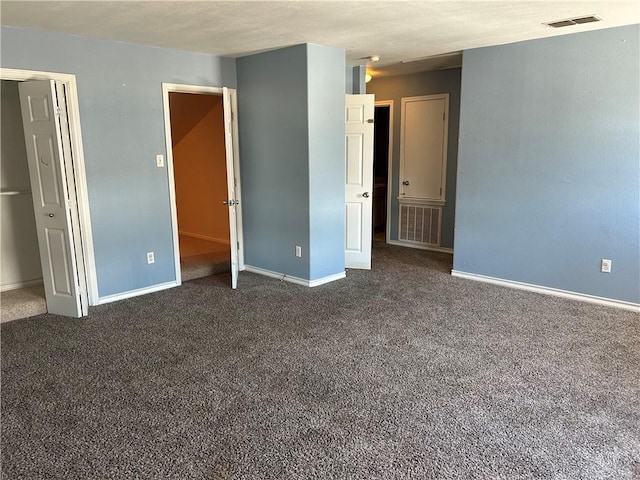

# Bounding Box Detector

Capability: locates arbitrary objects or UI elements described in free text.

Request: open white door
[345,94,375,269]
[222,87,239,289]
[18,80,85,317]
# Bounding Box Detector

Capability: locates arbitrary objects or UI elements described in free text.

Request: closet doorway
[0,69,95,321]
[163,84,242,288]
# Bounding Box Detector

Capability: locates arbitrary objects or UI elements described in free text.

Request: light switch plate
[156,155,164,167]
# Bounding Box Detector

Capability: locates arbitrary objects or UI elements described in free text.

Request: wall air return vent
[399,204,441,246]
[546,15,600,28]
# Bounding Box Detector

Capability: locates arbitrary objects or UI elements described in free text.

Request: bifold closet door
[19,79,83,317]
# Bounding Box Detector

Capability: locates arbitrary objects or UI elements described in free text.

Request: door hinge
[237,241,240,250]
[440,187,442,196]
[443,112,445,121]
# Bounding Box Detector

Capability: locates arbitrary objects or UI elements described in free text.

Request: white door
[345,94,375,270]
[222,87,239,289]
[400,94,449,203]
[18,80,84,317]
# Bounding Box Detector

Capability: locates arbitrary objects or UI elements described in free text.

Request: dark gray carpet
[2,243,639,479]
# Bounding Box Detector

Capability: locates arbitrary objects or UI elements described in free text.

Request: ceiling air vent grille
[546,15,601,28]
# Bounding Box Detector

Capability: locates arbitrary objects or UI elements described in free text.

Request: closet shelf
[1,189,32,196]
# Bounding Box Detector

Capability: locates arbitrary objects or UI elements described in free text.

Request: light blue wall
[345,66,366,94]
[366,68,462,248]
[352,66,366,94]
[237,43,346,282]
[454,25,640,304]
[236,45,311,279]
[307,44,346,280]
[1,26,236,298]
[346,67,354,94]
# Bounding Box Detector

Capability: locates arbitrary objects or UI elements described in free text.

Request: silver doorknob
[223,199,238,206]
[48,213,54,217]
[402,180,410,186]
[362,192,370,198]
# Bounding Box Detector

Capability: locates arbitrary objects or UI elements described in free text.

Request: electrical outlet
[295,246,302,258]
[147,252,155,264]
[601,259,611,273]
[156,154,164,167]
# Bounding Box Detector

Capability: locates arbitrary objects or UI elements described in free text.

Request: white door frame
[161,83,244,285]
[374,100,394,243]
[1,68,98,310]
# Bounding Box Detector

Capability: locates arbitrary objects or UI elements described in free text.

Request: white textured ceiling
[1,1,638,77]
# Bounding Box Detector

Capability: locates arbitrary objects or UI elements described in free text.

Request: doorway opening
[168,92,231,281]
[373,102,393,243]
[162,84,243,288]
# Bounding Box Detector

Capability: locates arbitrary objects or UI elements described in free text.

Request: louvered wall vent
[399,204,441,246]
[546,15,600,28]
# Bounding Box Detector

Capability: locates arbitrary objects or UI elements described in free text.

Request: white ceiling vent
[546,15,601,28]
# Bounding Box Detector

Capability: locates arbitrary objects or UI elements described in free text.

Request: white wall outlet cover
[156,154,164,167]
[295,246,302,257]
[147,252,155,264]
[601,259,611,273]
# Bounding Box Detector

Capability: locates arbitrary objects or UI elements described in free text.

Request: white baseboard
[1,278,43,292]
[345,261,371,269]
[387,240,453,254]
[97,281,178,305]
[451,270,640,312]
[244,265,346,287]
[178,230,230,245]
[308,271,347,287]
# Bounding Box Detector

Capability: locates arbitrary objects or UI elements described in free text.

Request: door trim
[374,100,394,243]
[1,68,97,311]
[161,83,244,285]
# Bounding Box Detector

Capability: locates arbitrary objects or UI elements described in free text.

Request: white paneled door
[18,80,85,317]
[400,94,449,203]
[345,94,375,269]
[222,87,240,289]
